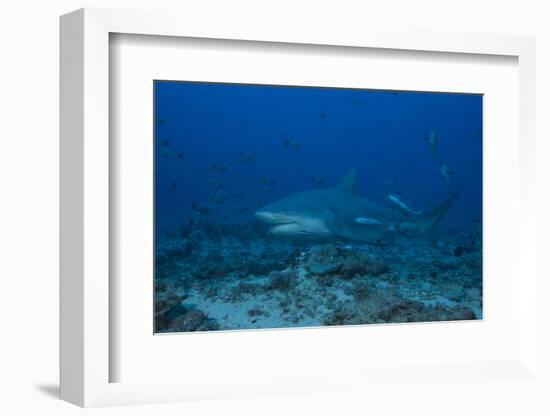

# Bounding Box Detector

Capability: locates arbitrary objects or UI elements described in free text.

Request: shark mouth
[269,223,301,233]
[256,211,332,239]
[254,211,294,224]
[269,223,328,239]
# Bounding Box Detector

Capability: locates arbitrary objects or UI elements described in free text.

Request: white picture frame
[60,7,538,408]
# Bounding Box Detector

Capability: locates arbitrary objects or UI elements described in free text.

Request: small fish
[239,152,256,163]
[159,139,171,147]
[354,217,382,226]
[387,194,423,215]
[234,193,245,200]
[283,139,301,151]
[260,187,273,194]
[423,130,440,159]
[161,148,184,160]
[454,233,477,257]
[237,206,249,214]
[191,201,209,215]
[156,117,165,125]
[206,178,224,189]
[212,190,228,204]
[310,177,325,185]
[440,164,455,193]
[259,177,275,186]
[211,163,228,173]
[187,213,201,225]
[319,112,327,123]
[168,180,177,193]
[381,179,394,187]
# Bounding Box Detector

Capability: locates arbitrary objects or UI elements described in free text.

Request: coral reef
[154,220,482,332]
[304,244,388,280]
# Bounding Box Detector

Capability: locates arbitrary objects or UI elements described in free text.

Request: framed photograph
[60,8,538,407]
[152,80,482,334]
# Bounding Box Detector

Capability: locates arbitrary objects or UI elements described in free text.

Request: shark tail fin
[418,189,459,245]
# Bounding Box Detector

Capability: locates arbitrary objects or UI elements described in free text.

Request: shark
[255,169,457,245]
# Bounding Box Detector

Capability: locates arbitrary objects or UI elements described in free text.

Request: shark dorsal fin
[336,169,358,194]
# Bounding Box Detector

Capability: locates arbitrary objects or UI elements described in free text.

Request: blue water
[155,81,481,233]
[154,80,483,332]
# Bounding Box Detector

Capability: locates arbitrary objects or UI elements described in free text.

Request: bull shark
[255,169,457,245]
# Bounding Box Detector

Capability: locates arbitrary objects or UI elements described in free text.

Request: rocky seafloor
[155,221,482,333]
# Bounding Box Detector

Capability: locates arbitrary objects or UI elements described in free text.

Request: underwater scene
[154,81,482,333]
